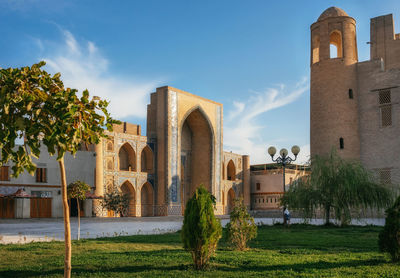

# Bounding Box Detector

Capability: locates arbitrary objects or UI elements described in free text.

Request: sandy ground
[0,216,385,244]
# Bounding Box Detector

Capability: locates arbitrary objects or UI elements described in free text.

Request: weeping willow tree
[281,149,393,225]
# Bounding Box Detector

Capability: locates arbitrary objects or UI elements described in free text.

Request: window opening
[36,168,47,183]
[330,31,343,58]
[349,89,353,99]
[0,166,9,181]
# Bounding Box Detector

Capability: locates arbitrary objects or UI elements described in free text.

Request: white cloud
[40,30,162,119]
[224,78,309,165]
[295,144,310,165]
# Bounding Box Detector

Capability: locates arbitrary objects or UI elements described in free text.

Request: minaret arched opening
[330,30,343,58]
[312,35,320,64]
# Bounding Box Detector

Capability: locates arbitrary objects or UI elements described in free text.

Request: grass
[0,224,398,277]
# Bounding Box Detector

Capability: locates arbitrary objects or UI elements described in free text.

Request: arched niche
[227,188,235,214]
[119,143,136,171]
[120,181,136,217]
[227,159,236,181]
[140,145,154,173]
[141,182,154,217]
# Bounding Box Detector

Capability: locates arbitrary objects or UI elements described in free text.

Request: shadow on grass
[91,232,182,245]
[214,257,388,273]
[86,225,380,254]
[0,264,189,277]
[0,257,388,277]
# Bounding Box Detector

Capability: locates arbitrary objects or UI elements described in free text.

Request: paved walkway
[0,216,385,244]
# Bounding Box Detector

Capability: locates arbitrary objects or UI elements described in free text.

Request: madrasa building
[93,86,251,217]
[0,86,251,218]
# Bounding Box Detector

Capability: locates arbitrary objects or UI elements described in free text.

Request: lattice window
[379,169,391,185]
[379,90,391,104]
[380,105,392,127]
[378,90,392,127]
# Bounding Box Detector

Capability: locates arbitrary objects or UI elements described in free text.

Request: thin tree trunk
[58,157,71,278]
[77,199,80,240]
[325,205,330,225]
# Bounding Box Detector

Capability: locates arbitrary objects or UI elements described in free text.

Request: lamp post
[268,145,300,225]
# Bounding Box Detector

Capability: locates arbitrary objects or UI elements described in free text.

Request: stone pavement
[0,216,385,244]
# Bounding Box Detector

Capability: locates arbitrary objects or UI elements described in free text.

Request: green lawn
[0,225,398,277]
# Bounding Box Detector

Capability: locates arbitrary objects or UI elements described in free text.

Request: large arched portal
[180,108,213,210]
[121,181,136,217]
[227,188,235,214]
[141,182,154,217]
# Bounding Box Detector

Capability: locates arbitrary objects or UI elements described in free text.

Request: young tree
[379,195,400,262]
[181,185,222,270]
[101,190,129,217]
[67,180,91,240]
[226,197,257,250]
[281,149,392,225]
[0,62,116,278]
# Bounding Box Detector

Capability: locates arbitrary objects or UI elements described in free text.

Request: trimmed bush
[101,190,129,217]
[226,197,257,250]
[379,196,400,262]
[181,185,222,270]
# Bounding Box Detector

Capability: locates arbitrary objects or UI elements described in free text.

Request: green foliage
[0,62,118,176]
[1,225,400,277]
[101,190,129,216]
[226,197,257,250]
[281,149,392,225]
[67,180,91,201]
[181,185,222,270]
[0,62,118,276]
[379,195,400,262]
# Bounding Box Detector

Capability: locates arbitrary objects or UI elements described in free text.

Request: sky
[1,0,399,165]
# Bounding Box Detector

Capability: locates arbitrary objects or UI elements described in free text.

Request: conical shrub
[379,196,400,262]
[181,185,222,270]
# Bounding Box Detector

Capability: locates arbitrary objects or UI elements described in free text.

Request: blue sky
[1,0,399,164]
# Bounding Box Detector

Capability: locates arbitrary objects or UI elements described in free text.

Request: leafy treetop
[0,61,117,177]
[67,180,91,201]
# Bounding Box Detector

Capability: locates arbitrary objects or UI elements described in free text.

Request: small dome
[318,7,349,21]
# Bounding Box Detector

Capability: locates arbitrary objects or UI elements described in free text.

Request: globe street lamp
[268,145,300,225]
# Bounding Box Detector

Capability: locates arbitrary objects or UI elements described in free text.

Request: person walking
[284,208,291,226]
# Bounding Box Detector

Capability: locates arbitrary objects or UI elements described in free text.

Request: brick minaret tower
[310,7,360,160]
